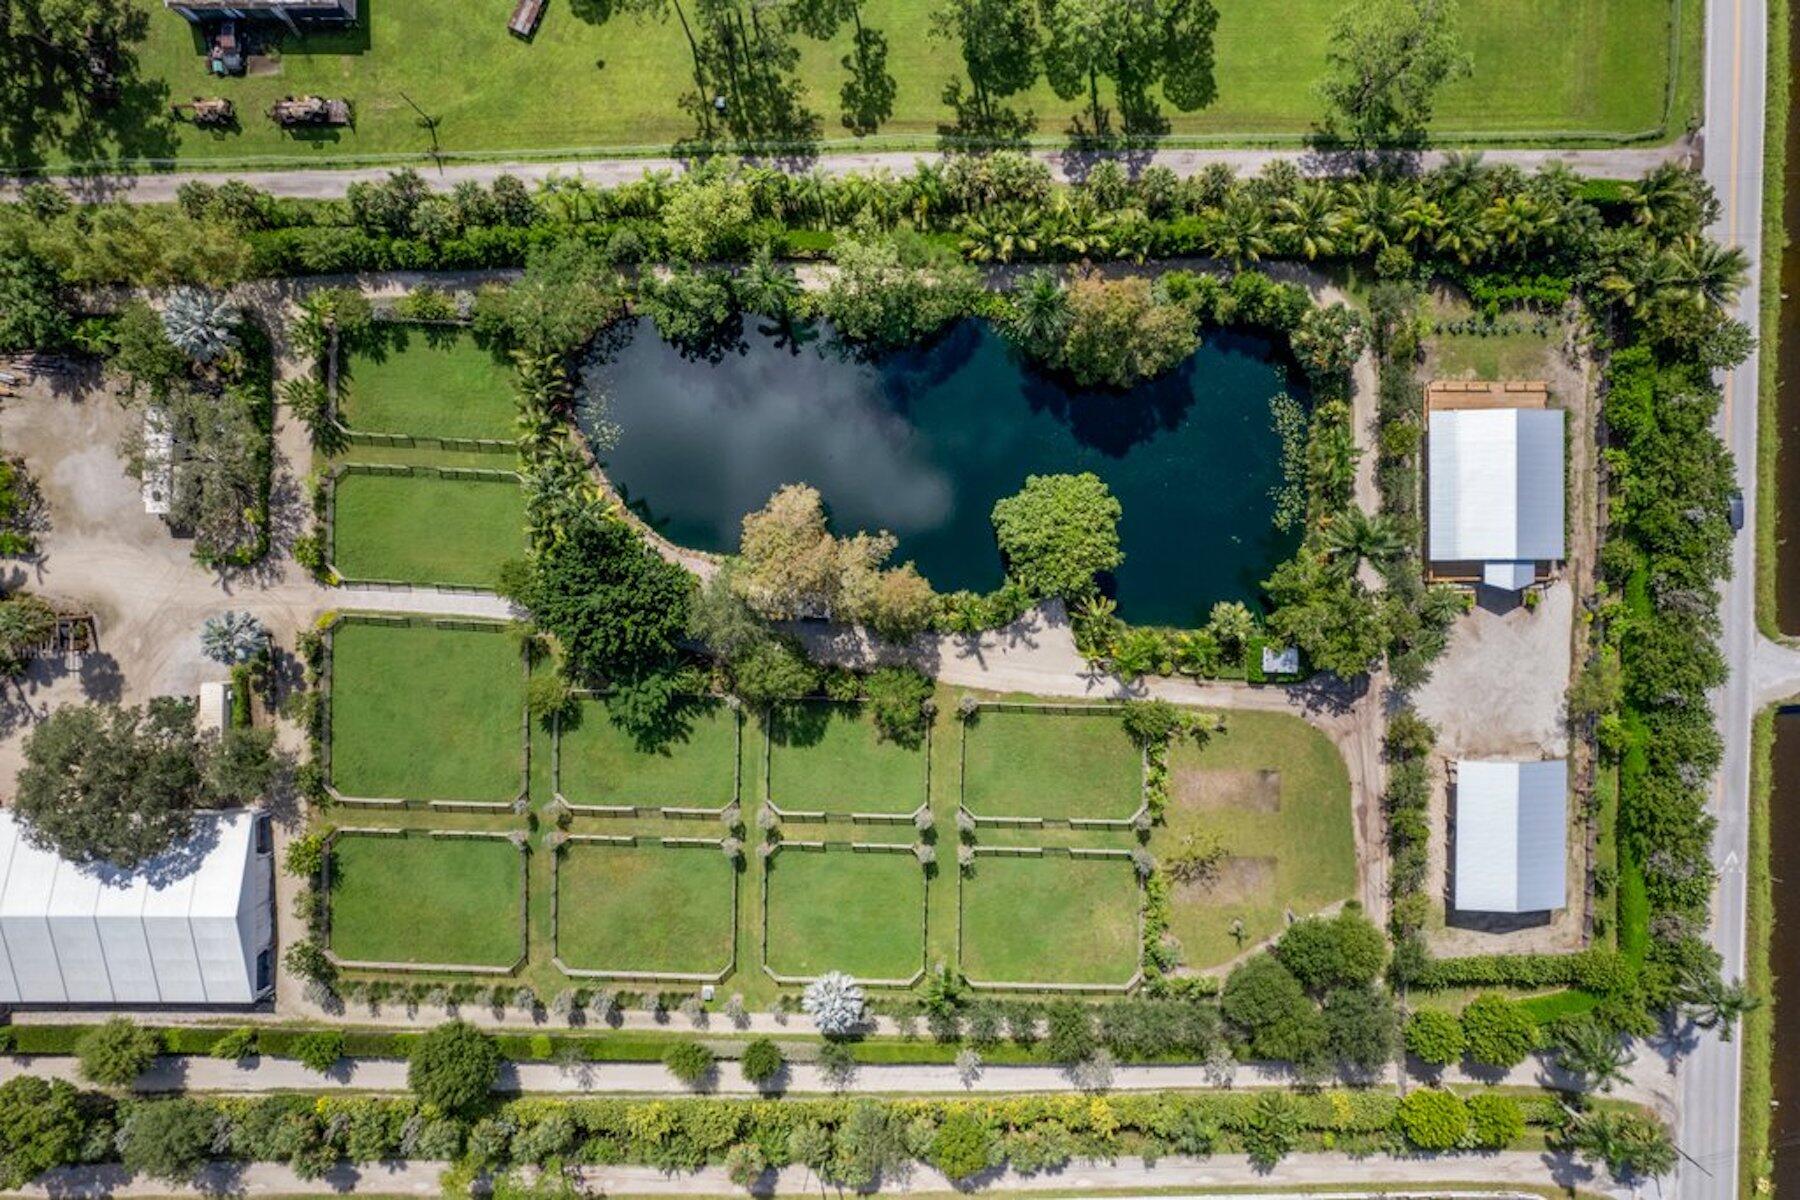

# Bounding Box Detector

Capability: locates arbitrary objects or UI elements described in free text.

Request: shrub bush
[1460,994,1540,1069]
[408,1022,500,1116]
[292,1031,345,1074]
[1396,1088,1469,1150]
[76,1018,161,1088]
[1402,1009,1466,1067]
[1466,1092,1526,1150]
[739,1038,784,1089]
[929,1111,995,1181]
[663,1041,715,1089]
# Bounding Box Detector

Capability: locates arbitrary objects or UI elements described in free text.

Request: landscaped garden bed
[329,467,525,589]
[959,851,1142,989]
[764,700,927,817]
[553,840,737,979]
[959,705,1144,822]
[337,327,517,442]
[326,618,525,803]
[555,695,741,811]
[762,844,927,984]
[1154,710,1356,969]
[326,831,526,969]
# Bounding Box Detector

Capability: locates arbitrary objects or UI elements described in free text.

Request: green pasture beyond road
[31,0,1694,169]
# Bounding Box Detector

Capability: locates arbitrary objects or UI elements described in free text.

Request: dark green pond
[584,318,1303,628]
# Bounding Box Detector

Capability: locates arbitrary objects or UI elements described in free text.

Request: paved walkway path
[1,145,1693,204]
[15,1154,1630,1199]
[0,1046,1676,1113]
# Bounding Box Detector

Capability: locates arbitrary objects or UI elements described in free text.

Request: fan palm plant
[1005,269,1070,358]
[1665,236,1750,311]
[161,287,239,364]
[200,610,268,665]
[1273,185,1343,261]
[1322,507,1406,571]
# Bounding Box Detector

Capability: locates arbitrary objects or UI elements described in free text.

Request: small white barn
[1427,407,1566,591]
[197,681,232,736]
[1452,759,1568,915]
[0,811,274,1005]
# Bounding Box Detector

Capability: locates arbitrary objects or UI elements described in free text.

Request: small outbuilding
[1452,759,1568,915]
[1426,383,1565,591]
[0,810,274,1005]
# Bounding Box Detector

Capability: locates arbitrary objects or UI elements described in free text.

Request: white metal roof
[0,811,271,1005]
[1428,408,1566,570]
[1453,759,1568,914]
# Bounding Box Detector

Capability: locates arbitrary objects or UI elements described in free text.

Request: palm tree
[1321,507,1405,571]
[959,208,1042,264]
[1341,179,1401,255]
[1621,162,1703,237]
[200,610,268,666]
[1306,422,1360,506]
[1680,971,1760,1040]
[161,287,239,364]
[1272,184,1342,261]
[1666,236,1750,311]
[1555,1018,1635,1092]
[1207,195,1272,267]
[1005,269,1070,358]
[738,245,801,323]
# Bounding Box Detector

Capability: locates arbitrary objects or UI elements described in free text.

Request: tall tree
[1040,0,1216,137]
[1316,0,1471,147]
[932,0,1040,142]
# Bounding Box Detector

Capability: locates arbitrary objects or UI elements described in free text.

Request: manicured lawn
[960,708,1142,820]
[339,329,517,441]
[1152,711,1355,970]
[557,696,740,808]
[328,620,524,801]
[765,701,925,815]
[328,833,523,966]
[28,0,1683,169]
[554,843,736,975]
[332,471,524,588]
[959,854,1140,986]
[764,848,925,981]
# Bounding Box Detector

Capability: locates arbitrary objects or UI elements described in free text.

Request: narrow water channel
[1769,710,1800,1195]
[1771,0,1800,631]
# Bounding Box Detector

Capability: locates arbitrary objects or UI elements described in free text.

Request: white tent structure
[0,811,274,1005]
[1452,759,1568,914]
[1428,407,1566,590]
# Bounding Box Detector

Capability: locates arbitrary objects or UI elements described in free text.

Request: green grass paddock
[339,328,517,441]
[328,620,524,801]
[959,853,1140,987]
[328,833,523,966]
[554,842,736,975]
[1153,711,1355,970]
[30,0,1686,169]
[332,471,525,588]
[960,708,1142,820]
[763,847,926,981]
[557,696,740,808]
[764,701,925,815]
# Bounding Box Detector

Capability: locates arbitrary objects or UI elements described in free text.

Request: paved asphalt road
[1677,0,1770,1190]
[0,146,1688,202]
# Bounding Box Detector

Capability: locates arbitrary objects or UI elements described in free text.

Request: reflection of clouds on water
[582,321,955,548]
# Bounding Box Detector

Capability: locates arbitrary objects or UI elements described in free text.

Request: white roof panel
[0,812,269,1005]
[1454,759,1568,914]
[1429,408,1566,566]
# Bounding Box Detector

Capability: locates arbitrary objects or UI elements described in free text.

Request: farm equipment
[170,97,235,126]
[268,94,352,126]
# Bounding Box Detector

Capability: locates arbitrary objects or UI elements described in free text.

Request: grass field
[339,330,518,441]
[763,848,925,981]
[557,696,740,808]
[331,471,524,588]
[765,701,925,815]
[960,708,1142,821]
[959,853,1141,987]
[25,0,1689,169]
[1153,711,1355,969]
[328,833,523,966]
[554,842,736,975]
[328,620,524,801]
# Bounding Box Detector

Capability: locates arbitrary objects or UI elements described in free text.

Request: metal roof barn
[1452,759,1568,915]
[1428,407,1566,584]
[0,811,273,1005]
